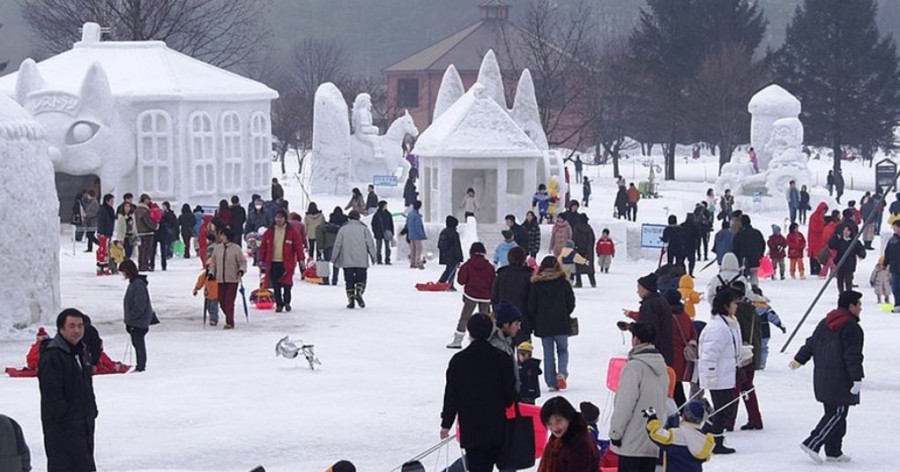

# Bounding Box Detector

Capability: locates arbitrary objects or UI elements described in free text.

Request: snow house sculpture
[414,50,564,225]
[0,93,60,328]
[0,23,278,220]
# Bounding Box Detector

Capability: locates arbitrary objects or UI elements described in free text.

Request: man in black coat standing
[504,214,529,249]
[732,214,766,286]
[39,308,98,472]
[661,215,685,269]
[230,195,247,247]
[791,290,864,464]
[371,201,395,265]
[441,313,516,472]
[96,194,116,243]
[621,273,674,368]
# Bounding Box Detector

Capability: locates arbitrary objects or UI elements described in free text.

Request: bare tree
[20,0,270,69]
[688,43,770,169]
[498,0,595,148]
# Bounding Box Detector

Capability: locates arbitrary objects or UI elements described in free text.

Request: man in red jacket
[259,210,306,312]
[447,242,496,349]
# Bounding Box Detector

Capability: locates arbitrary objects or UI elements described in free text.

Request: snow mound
[0,93,60,335]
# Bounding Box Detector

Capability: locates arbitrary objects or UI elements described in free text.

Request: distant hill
[1,0,899,77]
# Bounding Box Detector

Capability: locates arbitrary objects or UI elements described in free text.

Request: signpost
[875,159,897,192]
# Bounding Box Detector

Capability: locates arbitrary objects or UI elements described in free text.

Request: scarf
[538,435,563,472]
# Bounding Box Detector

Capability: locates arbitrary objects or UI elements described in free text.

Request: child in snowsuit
[110,240,125,275]
[517,342,542,404]
[193,257,220,327]
[580,401,611,459]
[750,286,786,370]
[768,224,787,280]
[557,240,587,283]
[870,257,892,304]
[582,177,592,208]
[786,222,806,279]
[532,184,552,223]
[644,400,715,472]
[678,274,701,319]
[595,228,615,273]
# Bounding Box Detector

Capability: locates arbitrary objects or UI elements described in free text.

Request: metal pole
[781,165,900,353]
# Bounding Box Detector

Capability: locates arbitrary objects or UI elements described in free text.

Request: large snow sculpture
[0,94,60,330]
[433,65,464,122]
[716,84,809,196]
[476,50,506,108]
[511,69,549,151]
[311,84,419,192]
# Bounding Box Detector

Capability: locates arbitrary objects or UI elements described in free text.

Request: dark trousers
[85,231,99,251]
[627,202,638,221]
[674,381,686,407]
[218,282,239,327]
[126,325,148,371]
[836,270,854,293]
[44,418,95,472]
[464,446,501,472]
[803,404,850,457]
[617,455,657,472]
[124,238,134,260]
[138,235,154,271]
[575,272,596,287]
[709,388,738,435]
[343,267,368,290]
[307,238,316,259]
[375,237,391,263]
[181,231,192,258]
[270,262,292,308]
[153,233,169,270]
[800,208,808,224]
[231,230,243,247]
[699,232,709,259]
[810,257,821,276]
[685,251,696,276]
[438,263,458,287]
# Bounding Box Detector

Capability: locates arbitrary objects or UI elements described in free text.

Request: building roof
[0,36,277,102]
[384,9,531,73]
[415,83,541,159]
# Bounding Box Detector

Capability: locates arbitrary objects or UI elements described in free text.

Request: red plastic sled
[5,367,36,378]
[606,357,628,392]
[758,256,774,279]
[415,282,450,291]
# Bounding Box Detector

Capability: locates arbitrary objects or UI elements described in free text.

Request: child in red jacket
[595,228,616,274]
[786,222,807,279]
[767,224,787,280]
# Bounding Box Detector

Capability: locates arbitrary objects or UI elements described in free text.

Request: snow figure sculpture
[748,84,802,170]
[511,69,549,151]
[433,65,464,122]
[765,117,811,195]
[312,84,419,192]
[477,49,506,108]
[15,59,131,197]
[311,82,352,194]
[0,93,60,330]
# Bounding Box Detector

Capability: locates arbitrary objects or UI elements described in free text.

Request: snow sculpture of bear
[0,93,60,331]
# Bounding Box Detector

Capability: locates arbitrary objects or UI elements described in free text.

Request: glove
[642,407,658,421]
[850,381,862,395]
[780,326,787,334]
[789,360,802,370]
[611,438,622,448]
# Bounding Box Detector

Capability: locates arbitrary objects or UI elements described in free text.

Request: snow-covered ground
[1,153,898,472]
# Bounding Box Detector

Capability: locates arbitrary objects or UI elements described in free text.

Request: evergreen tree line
[586,0,900,179]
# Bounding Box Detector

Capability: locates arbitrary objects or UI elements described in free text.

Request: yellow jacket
[678,275,701,318]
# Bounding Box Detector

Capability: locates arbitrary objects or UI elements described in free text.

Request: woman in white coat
[699,286,743,455]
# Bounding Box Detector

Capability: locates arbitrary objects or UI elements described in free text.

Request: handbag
[496,403,536,470]
[673,316,698,361]
[568,317,579,336]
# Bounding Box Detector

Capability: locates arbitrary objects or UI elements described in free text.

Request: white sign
[373,175,399,187]
[641,224,667,249]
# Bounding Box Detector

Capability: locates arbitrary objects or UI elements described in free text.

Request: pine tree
[772,0,900,171]
[629,0,766,179]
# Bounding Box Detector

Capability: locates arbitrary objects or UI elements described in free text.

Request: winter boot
[713,436,735,455]
[355,282,366,308]
[346,288,356,309]
[446,331,464,349]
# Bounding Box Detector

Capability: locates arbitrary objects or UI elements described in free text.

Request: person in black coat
[528,256,576,391]
[177,203,196,258]
[791,290,864,463]
[230,196,247,247]
[492,246,532,344]
[505,214,529,249]
[572,214,596,288]
[440,314,516,472]
[437,215,464,290]
[828,225,866,293]
[614,186,628,219]
[371,201,395,265]
[623,273,674,368]
[731,214,766,285]
[403,169,419,209]
[661,215,685,268]
[680,213,701,276]
[97,194,116,241]
[38,308,98,472]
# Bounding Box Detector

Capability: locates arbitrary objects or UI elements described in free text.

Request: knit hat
[580,401,600,423]
[517,341,533,353]
[467,313,493,340]
[663,289,682,307]
[682,400,707,424]
[494,301,522,327]
[771,224,781,235]
[328,460,357,472]
[36,327,48,340]
[638,273,658,292]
